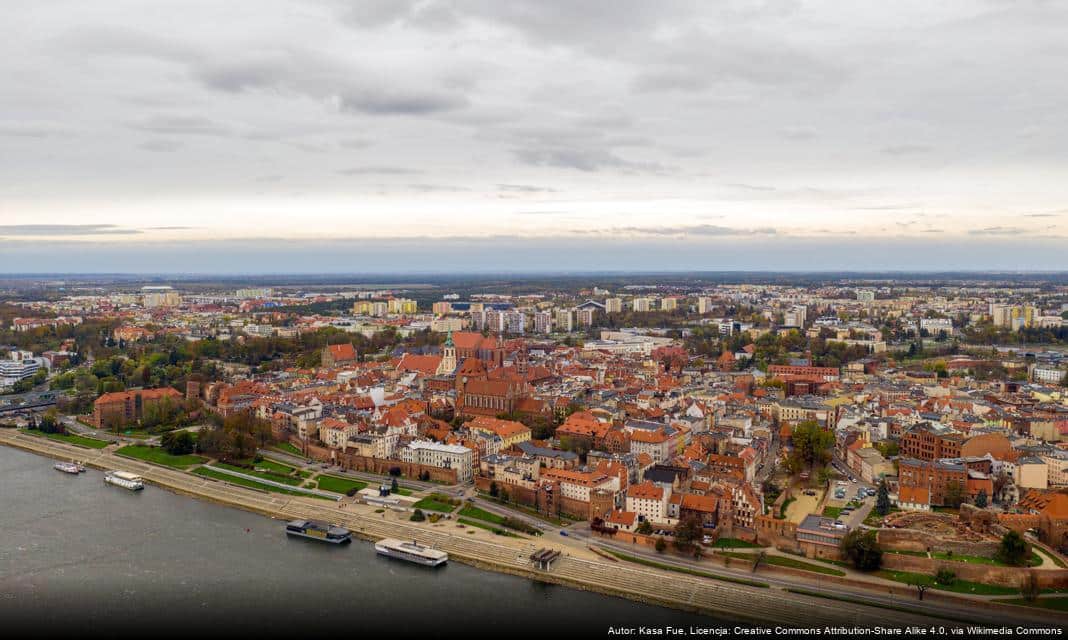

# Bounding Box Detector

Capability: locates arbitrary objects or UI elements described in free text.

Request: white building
[605,298,623,314]
[0,351,46,387]
[626,481,669,523]
[400,440,474,483]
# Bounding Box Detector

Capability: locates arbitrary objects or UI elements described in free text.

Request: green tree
[996,530,1029,567]
[975,489,988,509]
[876,479,891,516]
[636,520,653,535]
[390,477,399,493]
[840,529,883,572]
[654,536,667,554]
[489,480,499,498]
[934,568,956,586]
[786,420,834,474]
[410,509,426,522]
[673,514,703,552]
[943,481,965,508]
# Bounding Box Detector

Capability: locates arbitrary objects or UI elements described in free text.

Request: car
[559,530,569,537]
[850,478,857,483]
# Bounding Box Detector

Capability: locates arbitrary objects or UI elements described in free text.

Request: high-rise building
[555,308,575,333]
[432,301,452,314]
[534,310,553,334]
[661,297,677,312]
[387,298,418,314]
[697,297,713,314]
[632,297,652,313]
[605,298,623,314]
[856,289,875,302]
[784,305,807,328]
[236,287,272,299]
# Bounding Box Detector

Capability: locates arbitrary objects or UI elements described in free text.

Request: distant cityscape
[2,274,1067,630]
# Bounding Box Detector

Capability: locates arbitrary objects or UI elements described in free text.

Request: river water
[0,446,717,636]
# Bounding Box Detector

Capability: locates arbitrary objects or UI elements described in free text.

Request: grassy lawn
[718,552,845,577]
[23,429,109,449]
[457,518,519,537]
[253,457,297,475]
[602,549,770,589]
[116,445,205,469]
[193,467,333,500]
[413,497,458,513]
[316,474,368,494]
[710,537,762,549]
[459,505,505,524]
[994,597,1068,612]
[271,442,303,456]
[885,549,928,558]
[393,486,414,496]
[931,551,1042,567]
[778,496,795,519]
[477,491,570,526]
[821,506,842,518]
[875,569,1018,595]
[210,461,302,486]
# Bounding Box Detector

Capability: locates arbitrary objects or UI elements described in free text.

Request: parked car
[559,530,569,537]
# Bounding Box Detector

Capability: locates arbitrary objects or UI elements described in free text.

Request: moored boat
[375,538,448,567]
[285,519,351,544]
[54,462,81,474]
[104,470,144,491]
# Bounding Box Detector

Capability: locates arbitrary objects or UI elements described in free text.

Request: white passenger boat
[104,470,144,491]
[54,462,81,474]
[375,538,448,567]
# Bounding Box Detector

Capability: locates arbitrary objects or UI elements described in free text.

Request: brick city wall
[881,552,1068,589]
[297,439,458,484]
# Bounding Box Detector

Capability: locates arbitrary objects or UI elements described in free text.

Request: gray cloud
[514,147,667,173]
[130,115,231,136]
[497,184,557,193]
[337,166,422,176]
[968,226,1030,236]
[601,224,778,237]
[881,144,934,156]
[0,225,140,236]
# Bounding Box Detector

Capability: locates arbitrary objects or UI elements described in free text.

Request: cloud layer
[2,1,1067,270]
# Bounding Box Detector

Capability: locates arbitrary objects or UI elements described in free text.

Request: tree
[840,529,883,572]
[975,489,988,509]
[390,477,399,493]
[934,568,956,586]
[654,536,667,554]
[673,514,703,552]
[996,530,1030,567]
[635,520,653,535]
[943,481,966,509]
[786,421,834,474]
[1020,573,1040,603]
[489,480,499,498]
[876,479,891,516]
[161,430,195,456]
[906,576,929,601]
[410,509,426,522]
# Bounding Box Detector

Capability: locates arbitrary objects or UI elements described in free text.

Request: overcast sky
[2,0,1066,272]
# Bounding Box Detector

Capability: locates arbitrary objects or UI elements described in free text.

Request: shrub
[935,568,956,586]
[410,509,426,522]
[840,529,883,572]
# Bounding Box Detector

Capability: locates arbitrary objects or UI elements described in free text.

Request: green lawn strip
[210,461,302,486]
[875,569,1018,595]
[115,445,206,469]
[412,497,458,513]
[784,588,971,624]
[779,496,796,519]
[1034,546,1068,569]
[192,467,333,500]
[602,549,769,588]
[717,551,845,576]
[993,597,1068,612]
[885,549,929,557]
[315,474,368,494]
[458,505,505,524]
[251,457,298,475]
[393,486,414,496]
[457,518,519,537]
[711,537,763,549]
[22,429,109,449]
[930,551,1042,567]
[821,506,842,518]
[271,442,303,456]
[476,491,569,525]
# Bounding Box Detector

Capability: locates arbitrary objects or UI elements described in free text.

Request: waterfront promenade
[0,428,1052,628]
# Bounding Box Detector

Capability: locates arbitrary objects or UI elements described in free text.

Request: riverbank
[0,428,1038,628]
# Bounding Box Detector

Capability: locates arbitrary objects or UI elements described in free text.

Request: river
[0,446,717,636]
